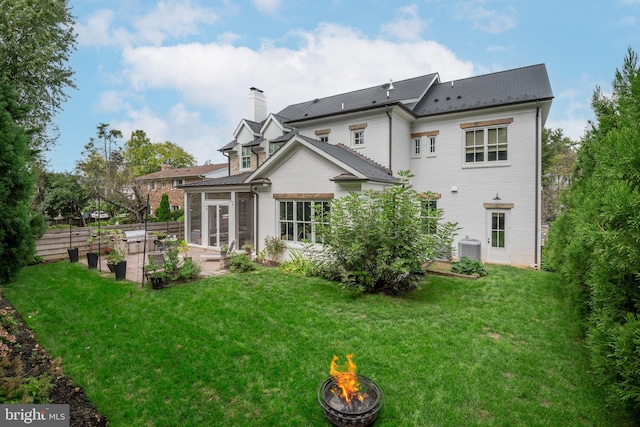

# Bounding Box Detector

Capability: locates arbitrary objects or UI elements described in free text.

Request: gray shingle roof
[180,172,251,187]
[413,64,553,116]
[296,135,397,183]
[277,73,438,123]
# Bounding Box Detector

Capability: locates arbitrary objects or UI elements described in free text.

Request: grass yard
[2,262,631,426]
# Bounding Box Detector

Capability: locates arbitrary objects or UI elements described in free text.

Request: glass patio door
[486,210,510,264]
[207,204,229,248]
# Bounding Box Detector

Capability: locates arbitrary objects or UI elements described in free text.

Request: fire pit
[317,354,384,427]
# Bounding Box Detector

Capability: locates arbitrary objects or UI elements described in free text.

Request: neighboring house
[138,163,227,214]
[181,65,553,267]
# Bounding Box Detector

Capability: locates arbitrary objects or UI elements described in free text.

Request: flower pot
[87,252,99,269]
[114,260,127,281]
[107,262,115,273]
[67,247,79,263]
[150,275,167,289]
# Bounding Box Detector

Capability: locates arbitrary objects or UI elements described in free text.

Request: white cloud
[252,0,282,14]
[133,0,219,46]
[455,1,517,34]
[95,90,132,113]
[76,1,219,48]
[381,4,429,41]
[110,104,227,164]
[76,9,120,47]
[121,22,474,130]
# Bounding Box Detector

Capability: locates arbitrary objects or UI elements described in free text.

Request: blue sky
[49,0,640,172]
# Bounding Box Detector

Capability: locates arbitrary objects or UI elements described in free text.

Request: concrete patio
[79,245,230,284]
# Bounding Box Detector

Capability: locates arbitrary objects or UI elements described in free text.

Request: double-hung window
[421,199,439,234]
[412,138,421,157]
[241,146,251,169]
[279,200,330,243]
[349,123,367,147]
[462,119,512,165]
[269,142,281,156]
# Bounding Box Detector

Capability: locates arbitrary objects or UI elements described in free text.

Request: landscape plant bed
[424,260,478,279]
[0,291,107,427]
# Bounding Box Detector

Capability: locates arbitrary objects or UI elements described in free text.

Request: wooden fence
[36,222,184,262]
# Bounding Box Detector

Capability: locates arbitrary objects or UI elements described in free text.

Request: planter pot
[150,276,167,289]
[114,261,127,281]
[67,248,79,263]
[87,252,99,269]
[107,262,115,273]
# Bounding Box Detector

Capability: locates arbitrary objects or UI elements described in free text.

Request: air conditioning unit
[458,236,481,262]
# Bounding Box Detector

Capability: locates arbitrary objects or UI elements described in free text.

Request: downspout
[534,101,540,269]
[251,147,260,169]
[250,184,259,253]
[222,151,230,176]
[385,106,393,174]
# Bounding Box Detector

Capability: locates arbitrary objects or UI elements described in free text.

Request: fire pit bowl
[318,374,384,427]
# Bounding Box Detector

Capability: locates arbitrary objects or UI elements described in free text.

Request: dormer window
[269,142,281,155]
[315,128,331,143]
[241,146,251,169]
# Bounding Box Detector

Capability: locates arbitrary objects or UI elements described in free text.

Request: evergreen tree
[156,193,171,222]
[547,47,640,414]
[0,74,45,284]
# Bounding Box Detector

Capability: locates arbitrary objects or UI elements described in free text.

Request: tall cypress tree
[156,193,171,222]
[0,74,44,284]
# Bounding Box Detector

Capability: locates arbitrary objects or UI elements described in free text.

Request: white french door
[206,204,230,248]
[486,210,510,264]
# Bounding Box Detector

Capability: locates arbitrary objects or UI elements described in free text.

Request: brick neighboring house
[138,164,227,214]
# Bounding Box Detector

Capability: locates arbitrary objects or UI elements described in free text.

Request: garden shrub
[281,247,316,276]
[229,253,256,273]
[451,257,488,277]
[316,170,458,295]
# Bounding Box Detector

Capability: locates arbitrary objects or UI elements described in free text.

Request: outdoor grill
[318,374,384,427]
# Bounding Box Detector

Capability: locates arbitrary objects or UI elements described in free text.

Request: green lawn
[3,262,629,426]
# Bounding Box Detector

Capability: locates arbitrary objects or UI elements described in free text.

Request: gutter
[534,100,540,269]
[250,184,259,253]
[385,105,393,174]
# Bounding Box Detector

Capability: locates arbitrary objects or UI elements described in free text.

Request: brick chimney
[248,87,267,123]
[161,163,172,171]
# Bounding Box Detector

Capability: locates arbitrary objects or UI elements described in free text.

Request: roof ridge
[336,143,392,174]
[438,63,546,85]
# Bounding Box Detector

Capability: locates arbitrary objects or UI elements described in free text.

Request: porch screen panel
[188,193,202,245]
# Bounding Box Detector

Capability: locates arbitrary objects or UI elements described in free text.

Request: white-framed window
[241,146,251,169]
[148,181,156,190]
[421,199,439,234]
[319,135,329,143]
[171,179,184,189]
[353,130,365,146]
[412,138,421,158]
[429,136,436,154]
[279,200,330,243]
[269,142,281,156]
[465,126,508,164]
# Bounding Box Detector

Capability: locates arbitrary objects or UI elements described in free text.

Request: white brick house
[181,65,553,267]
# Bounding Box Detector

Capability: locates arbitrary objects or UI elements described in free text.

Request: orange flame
[330,354,362,404]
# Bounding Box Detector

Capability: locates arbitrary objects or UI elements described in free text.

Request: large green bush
[0,75,45,284]
[316,170,458,295]
[547,48,640,414]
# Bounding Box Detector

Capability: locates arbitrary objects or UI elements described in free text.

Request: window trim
[412,137,422,158]
[277,199,331,243]
[241,146,252,170]
[462,122,511,167]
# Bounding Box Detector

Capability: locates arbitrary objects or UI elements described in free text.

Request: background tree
[0,0,76,156]
[124,130,196,176]
[156,193,171,222]
[541,128,576,222]
[76,123,147,222]
[546,47,640,414]
[0,74,46,284]
[41,172,91,225]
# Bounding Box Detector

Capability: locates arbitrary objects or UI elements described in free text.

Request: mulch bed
[0,291,108,427]
[424,260,478,280]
